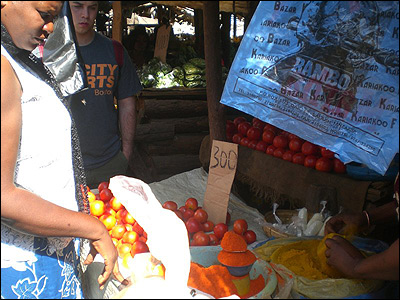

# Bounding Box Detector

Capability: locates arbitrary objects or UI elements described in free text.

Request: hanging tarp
[221,1,399,175]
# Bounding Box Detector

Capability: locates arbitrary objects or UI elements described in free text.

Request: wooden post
[194,9,204,58]
[112,1,122,42]
[221,12,231,68]
[203,1,226,146]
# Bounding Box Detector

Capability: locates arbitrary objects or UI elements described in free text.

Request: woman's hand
[324,212,366,236]
[84,229,128,289]
[325,235,365,278]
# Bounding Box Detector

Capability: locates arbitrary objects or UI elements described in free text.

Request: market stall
[81,1,398,299]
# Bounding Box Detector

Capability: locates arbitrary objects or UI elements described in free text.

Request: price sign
[154,24,171,63]
[203,140,238,224]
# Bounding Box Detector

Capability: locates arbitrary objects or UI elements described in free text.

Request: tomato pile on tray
[88,182,149,260]
[227,116,346,173]
[163,198,257,246]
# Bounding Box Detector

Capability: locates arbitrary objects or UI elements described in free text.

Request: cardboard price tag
[154,24,171,63]
[203,140,238,225]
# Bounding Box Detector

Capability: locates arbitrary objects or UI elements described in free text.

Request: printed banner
[221,1,399,175]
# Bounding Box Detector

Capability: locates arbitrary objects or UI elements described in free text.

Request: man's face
[1,1,63,51]
[69,1,98,35]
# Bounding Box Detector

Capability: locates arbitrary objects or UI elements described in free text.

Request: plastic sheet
[221,1,399,175]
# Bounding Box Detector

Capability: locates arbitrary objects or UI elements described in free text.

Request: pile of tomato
[88,182,150,262]
[226,116,346,173]
[163,197,257,246]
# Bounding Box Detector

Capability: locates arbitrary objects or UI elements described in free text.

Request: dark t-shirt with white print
[70,32,142,170]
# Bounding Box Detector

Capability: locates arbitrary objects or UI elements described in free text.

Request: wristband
[362,210,371,229]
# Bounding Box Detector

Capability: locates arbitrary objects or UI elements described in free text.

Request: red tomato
[183,208,195,221]
[273,147,286,158]
[100,188,113,202]
[226,120,237,135]
[243,230,257,244]
[247,139,258,149]
[174,210,185,221]
[288,133,299,140]
[98,181,109,192]
[214,223,228,239]
[232,133,243,144]
[193,231,210,246]
[162,201,178,211]
[116,209,127,223]
[87,191,96,203]
[117,242,132,258]
[123,212,136,225]
[110,197,123,212]
[233,219,248,235]
[186,217,202,233]
[132,222,144,236]
[237,121,252,136]
[333,158,347,174]
[289,138,303,152]
[273,135,289,149]
[263,123,279,134]
[111,224,127,240]
[185,198,198,211]
[255,140,268,152]
[315,157,333,172]
[99,214,117,231]
[208,233,219,245]
[131,241,149,256]
[282,150,295,162]
[266,145,276,155]
[90,200,105,217]
[104,203,116,216]
[95,193,101,200]
[240,137,250,147]
[262,130,275,144]
[292,152,306,165]
[320,147,335,159]
[247,127,262,141]
[178,205,187,214]
[194,208,208,224]
[233,116,247,127]
[202,220,215,232]
[304,155,318,168]
[302,141,318,155]
[125,224,133,232]
[252,118,266,129]
[122,230,139,244]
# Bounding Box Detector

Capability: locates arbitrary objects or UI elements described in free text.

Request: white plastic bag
[109,176,191,298]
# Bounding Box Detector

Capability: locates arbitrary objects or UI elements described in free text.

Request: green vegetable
[189,58,206,69]
[183,63,202,75]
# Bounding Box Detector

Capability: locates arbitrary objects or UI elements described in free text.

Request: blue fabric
[1,238,82,299]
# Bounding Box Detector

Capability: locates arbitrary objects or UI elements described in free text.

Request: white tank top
[1,45,78,265]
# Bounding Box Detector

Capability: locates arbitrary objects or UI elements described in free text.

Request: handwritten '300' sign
[210,145,238,170]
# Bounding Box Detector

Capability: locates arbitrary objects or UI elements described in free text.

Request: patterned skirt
[1,238,83,299]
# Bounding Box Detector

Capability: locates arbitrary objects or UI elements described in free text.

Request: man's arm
[118,96,136,165]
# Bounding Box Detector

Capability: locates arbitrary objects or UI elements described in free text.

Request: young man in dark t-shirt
[69,1,142,189]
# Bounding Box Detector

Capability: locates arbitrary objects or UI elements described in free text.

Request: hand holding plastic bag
[109,176,191,298]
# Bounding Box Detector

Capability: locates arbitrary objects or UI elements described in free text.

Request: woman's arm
[326,236,399,281]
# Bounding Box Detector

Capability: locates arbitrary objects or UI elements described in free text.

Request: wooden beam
[203,1,226,145]
[112,1,122,42]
